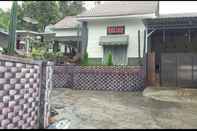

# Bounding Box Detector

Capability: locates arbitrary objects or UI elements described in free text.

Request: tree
[20,1,60,32]
[16,3,25,30]
[58,1,86,18]
[0,1,86,32]
[0,8,10,31]
[58,1,70,18]
[8,1,17,55]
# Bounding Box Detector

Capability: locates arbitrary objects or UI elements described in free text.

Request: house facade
[15,30,55,55]
[47,16,82,56]
[77,1,159,65]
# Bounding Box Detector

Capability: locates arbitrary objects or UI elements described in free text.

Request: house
[143,12,197,88]
[77,1,159,65]
[0,28,55,55]
[16,30,55,55]
[48,16,82,57]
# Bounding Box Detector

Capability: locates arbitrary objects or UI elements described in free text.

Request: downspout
[143,29,148,84]
[155,1,160,17]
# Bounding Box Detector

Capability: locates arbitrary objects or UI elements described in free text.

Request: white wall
[54,29,78,37]
[87,18,145,59]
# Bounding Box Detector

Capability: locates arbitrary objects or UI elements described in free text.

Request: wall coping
[0,54,42,65]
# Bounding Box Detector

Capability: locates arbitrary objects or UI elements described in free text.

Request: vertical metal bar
[163,29,165,43]
[176,54,178,87]
[160,53,162,86]
[192,54,194,86]
[143,30,146,58]
[188,29,191,43]
[138,30,141,58]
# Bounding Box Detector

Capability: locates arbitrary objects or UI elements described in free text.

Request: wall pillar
[81,21,88,59]
[39,61,54,129]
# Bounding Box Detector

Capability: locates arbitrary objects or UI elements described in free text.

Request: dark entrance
[149,28,197,87]
[103,45,127,65]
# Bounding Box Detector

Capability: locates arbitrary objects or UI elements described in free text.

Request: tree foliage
[58,1,86,17]
[22,1,60,32]
[0,1,86,32]
[0,8,10,31]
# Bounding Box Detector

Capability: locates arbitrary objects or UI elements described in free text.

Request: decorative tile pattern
[0,61,41,129]
[53,66,145,91]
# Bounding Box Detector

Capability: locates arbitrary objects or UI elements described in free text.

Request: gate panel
[161,54,177,86]
[177,53,193,87]
[161,53,197,87]
[192,54,197,86]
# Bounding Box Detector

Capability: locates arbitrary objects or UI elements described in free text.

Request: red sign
[107,26,125,35]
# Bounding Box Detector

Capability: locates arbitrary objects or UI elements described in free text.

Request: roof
[53,16,80,29]
[78,1,158,18]
[0,28,8,35]
[158,12,197,19]
[54,36,81,42]
[143,13,197,30]
[16,30,55,36]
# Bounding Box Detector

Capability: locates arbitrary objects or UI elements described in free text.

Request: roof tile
[78,1,158,17]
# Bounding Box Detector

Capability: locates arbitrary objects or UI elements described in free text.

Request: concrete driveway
[49,88,197,129]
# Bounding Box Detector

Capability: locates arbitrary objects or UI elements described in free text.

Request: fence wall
[53,65,145,91]
[0,55,52,129]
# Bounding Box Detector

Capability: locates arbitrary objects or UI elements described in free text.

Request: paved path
[49,88,197,129]
[143,87,197,104]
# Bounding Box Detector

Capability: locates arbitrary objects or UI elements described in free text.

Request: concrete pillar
[81,21,88,59]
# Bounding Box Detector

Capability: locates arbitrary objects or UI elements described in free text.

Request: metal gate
[161,53,197,87]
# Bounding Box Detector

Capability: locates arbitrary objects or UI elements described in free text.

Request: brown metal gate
[161,53,197,87]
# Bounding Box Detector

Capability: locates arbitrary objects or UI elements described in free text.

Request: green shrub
[2,48,8,54]
[31,48,45,60]
[106,52,113,66]
[55,52,64,58]
[43,51,64,62]
[81,52,89,66]
[43,52,55,61]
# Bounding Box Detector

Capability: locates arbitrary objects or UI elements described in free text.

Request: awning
[54,36,81,42]
[99,35,129,46]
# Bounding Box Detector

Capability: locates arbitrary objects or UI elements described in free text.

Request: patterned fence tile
[53,65,145,92]
[0,55,53,129]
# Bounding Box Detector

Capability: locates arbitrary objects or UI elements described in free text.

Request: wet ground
[49,88,197,129]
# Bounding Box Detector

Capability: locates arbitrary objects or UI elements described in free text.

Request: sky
[1,1,197,14]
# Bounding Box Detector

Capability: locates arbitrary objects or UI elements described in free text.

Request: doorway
[103,45,127,65]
